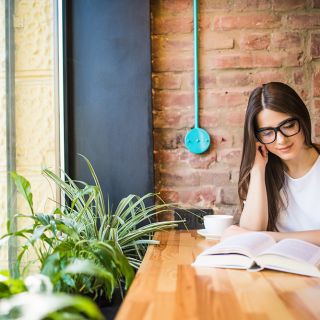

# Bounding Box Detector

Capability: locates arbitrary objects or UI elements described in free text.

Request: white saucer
[197,229,221,240]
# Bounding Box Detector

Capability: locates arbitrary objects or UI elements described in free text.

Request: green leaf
[0,272,26,298]
[64,259,116,286]
[29,225,50,245]
[10,172,34,215]
[0,292,104,320]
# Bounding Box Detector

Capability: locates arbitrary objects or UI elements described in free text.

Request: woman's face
[255,109,305,161]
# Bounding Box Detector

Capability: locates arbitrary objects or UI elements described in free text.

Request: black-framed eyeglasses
[255,118,301,144]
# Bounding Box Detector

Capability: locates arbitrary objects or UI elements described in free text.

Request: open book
[192,232,320,277]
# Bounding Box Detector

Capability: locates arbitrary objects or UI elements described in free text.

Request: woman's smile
[276,143,294,153]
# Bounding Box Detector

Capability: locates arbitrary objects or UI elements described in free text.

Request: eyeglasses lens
[257,119,300,144]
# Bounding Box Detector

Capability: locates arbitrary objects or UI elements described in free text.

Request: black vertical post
[65,0,154,208]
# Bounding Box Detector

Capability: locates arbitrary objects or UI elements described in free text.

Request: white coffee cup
[203,215,233,236]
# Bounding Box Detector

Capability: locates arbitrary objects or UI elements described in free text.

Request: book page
[258,238,320,265]
[192,253,253,269]
[199,232,276,259]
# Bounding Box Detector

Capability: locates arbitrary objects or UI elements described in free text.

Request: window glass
[0,0,7,268]
[0,0,60,271]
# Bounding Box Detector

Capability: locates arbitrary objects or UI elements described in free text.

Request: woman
[223,82,320,245]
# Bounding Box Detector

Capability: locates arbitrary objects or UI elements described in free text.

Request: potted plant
[2,155,184,318]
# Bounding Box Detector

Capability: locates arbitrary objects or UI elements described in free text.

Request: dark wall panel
[66,0,154,207]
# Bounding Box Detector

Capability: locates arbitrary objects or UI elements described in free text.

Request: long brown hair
[238,82,320,231]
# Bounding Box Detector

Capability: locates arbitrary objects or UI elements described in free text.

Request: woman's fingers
[260,145,269,158]
[255,142,268,159]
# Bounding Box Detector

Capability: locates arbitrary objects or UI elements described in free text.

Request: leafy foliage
[4,172,134,302]
[42,155,182,270]
[3,155,183,303]
[0,273,104,320]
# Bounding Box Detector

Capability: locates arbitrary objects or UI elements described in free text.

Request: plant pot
[98,287,124,320]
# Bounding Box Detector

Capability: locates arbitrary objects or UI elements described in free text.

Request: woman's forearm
[265,230,320,246]
[239,167,268,231]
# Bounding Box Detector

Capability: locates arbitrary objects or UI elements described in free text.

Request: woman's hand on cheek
[252,142,268,170]
[221,225,251,241]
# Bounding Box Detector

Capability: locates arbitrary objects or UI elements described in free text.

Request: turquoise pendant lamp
[185,0,211,154]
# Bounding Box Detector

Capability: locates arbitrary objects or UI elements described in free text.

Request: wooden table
[116,230,320,319]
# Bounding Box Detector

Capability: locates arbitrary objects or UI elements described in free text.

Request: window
[0,0,62,272]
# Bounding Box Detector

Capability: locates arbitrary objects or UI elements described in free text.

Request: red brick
[160,170,200,187]
[200,111,220,128]
[233,0,270,11]
[296,87,309,102]
[272,0,307,11]
[227,109,246,125]
[286,14,320,29]
[251,71,286,86]
[152,16,193,35]
[311,34,320,59]
[153,129,185,150]
[152,34,193,53]
[283,51,304,67]
[200,91,249,109]
[153,149,182,167]
[158,189,180,204]
[187,152,217,169]
[199,14,212,31]
[313,0,320,8]
[179,186,216,206]
[313,71,320,97]
[220,186,239,205]
[202,53,240,69]
[250,53,283,68]
[314,99,320,111]
[153,0,192,13]
[153,90,193,110]
[153,110,193,129]
[153,111,182,129]
[202,52,282,69]
[239,34,270,50]
[152,73,182,90]
[153,55,193,72]
[200,32,234,50]
[217,148,242,166]
[200,0,231,11]
[216,72,251,87]
[271,32,302,49]
[212,130,235,148]
[231,169,240,183]
[199,73,217,89]
[180,72,194,90]
[213,14,280,31]
[201,171,230,185]
[315,121,320,136]
[293,70,304,85]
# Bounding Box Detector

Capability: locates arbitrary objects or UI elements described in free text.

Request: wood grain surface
[116,230,320,320]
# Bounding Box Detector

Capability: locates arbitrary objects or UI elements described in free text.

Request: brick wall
[151,0,320,219]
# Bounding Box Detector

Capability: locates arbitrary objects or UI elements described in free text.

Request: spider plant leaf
[78,154,106,216]
[10,172,34,215]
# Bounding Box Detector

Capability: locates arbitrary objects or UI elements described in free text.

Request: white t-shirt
[276,155,320,232]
